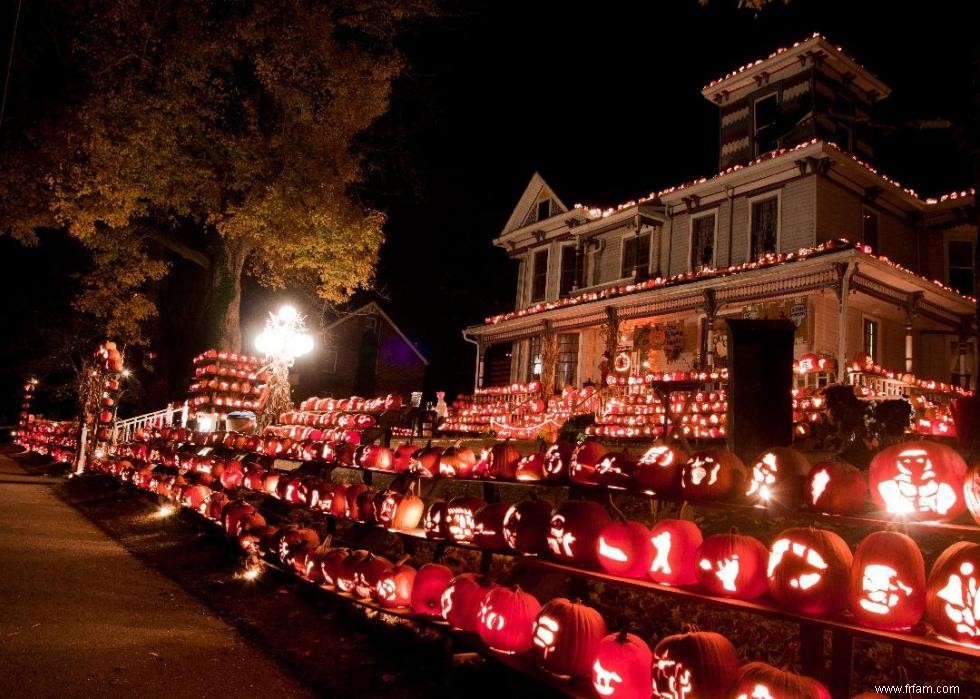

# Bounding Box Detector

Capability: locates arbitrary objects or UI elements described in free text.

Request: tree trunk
[203,239,248,352]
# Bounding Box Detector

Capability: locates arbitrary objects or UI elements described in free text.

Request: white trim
[747,189,782,262]
[688,210,719,272]
[529,247,550,302]
[752,91,780,157]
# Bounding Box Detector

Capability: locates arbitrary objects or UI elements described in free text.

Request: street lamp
[254,304,314,428]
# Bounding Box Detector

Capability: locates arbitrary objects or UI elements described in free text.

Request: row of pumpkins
[90,455,838,699]
[94,449,980,648]
[126,430,980,525]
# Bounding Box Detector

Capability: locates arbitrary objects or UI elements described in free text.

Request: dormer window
[536,199,552,222]
[754,92,780,156]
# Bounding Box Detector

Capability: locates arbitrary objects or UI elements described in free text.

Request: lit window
[750,196,778,261]
[863,319,879,363]
[691,214,716,270]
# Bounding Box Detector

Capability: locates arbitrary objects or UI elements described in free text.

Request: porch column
[904,292,923,373]
[958,315,973,389]
[834,261,857,383]
[476,341,488,390]
[700,289,719,369]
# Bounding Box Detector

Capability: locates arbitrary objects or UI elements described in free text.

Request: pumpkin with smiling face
[848,531,925,631]
[680,449,747,500]
[591,631,652,699]
[869,442,967,522]
[767,527,853,616]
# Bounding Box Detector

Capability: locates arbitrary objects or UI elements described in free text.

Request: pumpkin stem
[615,629,631,643]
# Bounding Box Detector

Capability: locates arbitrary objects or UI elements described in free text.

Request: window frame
[559,243,579,297]
[689,210,719,271]
[747,191,781,262]
[536,198,552,223]
[753,91,780,157]
[620,231,651,280]
[945,237,975,298]
[862,315,881,364]
[530,248,549,302]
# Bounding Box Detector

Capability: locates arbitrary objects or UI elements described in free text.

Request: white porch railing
[113,401,189,444]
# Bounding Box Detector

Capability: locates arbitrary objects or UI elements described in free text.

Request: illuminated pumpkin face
[543,441,573,480]
[376,491,402,527]
[546,501,612,566]
[804,459,866,514]
[849,531,925,630]
[591,631,652,699]
[869,443,967,521]
[648,519,703,586]
[531,598,607,678]
[634,444,687,495]
[446,497,485,543]
[681,449,747,500]
[766,527,852,616]
[594,452,634,490]
[477,587,541,654]
[651,630,739,699]
[746,447,807,507]
[927,542,980,647]
[650,650,692,699]
[695,533,769,600]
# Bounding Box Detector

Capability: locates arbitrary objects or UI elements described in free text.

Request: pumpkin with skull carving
[767,527,853,616]
[869,442,967,521]
[848,531,925,631]
[681,449,747,500]
[591,631,652,699]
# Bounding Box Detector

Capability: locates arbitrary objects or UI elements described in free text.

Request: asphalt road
[0,450,312,698]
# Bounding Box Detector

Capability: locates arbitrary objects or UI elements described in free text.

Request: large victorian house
[464,35,977,395]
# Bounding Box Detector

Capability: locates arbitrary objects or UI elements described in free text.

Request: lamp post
[255,304,314,429]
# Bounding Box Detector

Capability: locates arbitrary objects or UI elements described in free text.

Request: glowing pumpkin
[440,444,477,477]
[411,563,454,617]
[502,498,554,554]
[336,549,370,593]
[515,453,546,481]
[648,518,703,586]
[767,527,853,616]
[352,553,393,600]
[651,630,739,699]
[392,491,425,532]
[964,462,980,524]
[746,446,808,508]
[478,586,541,654]
[681,449,747,500]
[730,662,830,699]
[376,559,416,609]
[633,443,688,495]
[596,520,655,579]
[849,531,925,630]
[320,547,350,588]
[547,500,613,567]
[570,440,608,485]
[531,597,607,678]
[446,496,486,543]
[542,440,575,481]
[804,459,866,514]
[695,532,769,600]
[591,631,652,699]
[473,502,511,549]
[358,445,394,471]
[375,489,402,528]
[424,500,450,539]
[869,442,967,521]
[926,541,980,648]
[442,573,495,632]
[486,441,522,480]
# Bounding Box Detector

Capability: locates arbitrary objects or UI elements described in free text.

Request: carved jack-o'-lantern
[746,447,808,507]
[375,559,416,609]
[352,553,392,600]
[473,502,511,549]
[569,440,609,485]
[597,520,655,579]
[964,462,980,525]
[375,489,402,527]
[411,563,454,617]
[591,631,652,699]
[926,541,980,647]
[595,452,636,490]
[440,444,477,477]
[515,453,546,481]
[767,527,852,616]
[651,630,740,699]
[446,496,486,543]
[681,449,747,500]
[531,598,607,678]
[804,459,866,514]
[731,662,830,699]
[441,573,494,632]
[542,441,574,481]
[870,443,967,521]
[547,500,613,567]
[477,586,541,654]
[502,499,554,554]
[633,443,688,495]
[424,500,450,539]
[648,519,703,586]
[849,531,925,631]
[695,532,769,600]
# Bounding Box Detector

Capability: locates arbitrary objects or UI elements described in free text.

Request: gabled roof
[499,172,571,238]
[323,301,428,365]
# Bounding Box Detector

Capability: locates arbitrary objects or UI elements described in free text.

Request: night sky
[1,0,977,422]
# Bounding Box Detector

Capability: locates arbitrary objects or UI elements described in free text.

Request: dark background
[1,0,976,422]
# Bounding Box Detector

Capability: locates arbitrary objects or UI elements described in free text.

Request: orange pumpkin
[849,531,925,631]
[767,527,853,616]
[680,449,747,500]
[869,442,967,521]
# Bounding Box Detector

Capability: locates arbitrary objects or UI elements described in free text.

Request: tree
[1,0,431,350]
